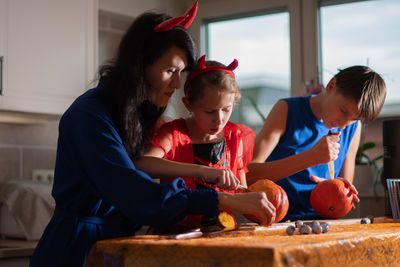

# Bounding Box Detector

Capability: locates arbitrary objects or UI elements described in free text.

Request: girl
[135,55,256,228]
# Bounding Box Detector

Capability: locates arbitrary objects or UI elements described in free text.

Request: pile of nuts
[286,220,329,235]
[286,216,374,235]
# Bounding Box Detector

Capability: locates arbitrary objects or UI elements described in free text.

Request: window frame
[191,0,303,96]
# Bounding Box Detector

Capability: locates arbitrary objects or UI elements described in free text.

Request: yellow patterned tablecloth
[85,217,400,267]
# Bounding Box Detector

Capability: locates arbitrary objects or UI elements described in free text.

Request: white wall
[99,0,163,16]
[98,0,186,17]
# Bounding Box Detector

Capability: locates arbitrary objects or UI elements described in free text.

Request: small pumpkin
[310,179,354,219]
[244,179,289,223]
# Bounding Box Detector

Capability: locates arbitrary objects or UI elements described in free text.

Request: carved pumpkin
[201,211,236,233]
[244,179,289,223]
[310,179,353,219]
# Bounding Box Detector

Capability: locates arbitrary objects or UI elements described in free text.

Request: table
[85,217,400,267]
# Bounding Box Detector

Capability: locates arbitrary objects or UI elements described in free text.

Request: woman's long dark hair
[99,12,196,159]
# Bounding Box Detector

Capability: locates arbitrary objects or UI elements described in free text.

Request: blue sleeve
[60,102,219,226]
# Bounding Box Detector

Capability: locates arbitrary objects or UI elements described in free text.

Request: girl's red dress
[149,118,255,228]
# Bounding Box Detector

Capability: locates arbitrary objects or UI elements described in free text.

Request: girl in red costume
[136,55,255,229]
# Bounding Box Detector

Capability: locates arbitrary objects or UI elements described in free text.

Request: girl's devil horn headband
[184,55,239,92]
[196,55,238,74]
[154,1,198,32]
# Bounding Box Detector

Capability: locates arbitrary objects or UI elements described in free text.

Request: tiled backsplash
[0,120,58,183]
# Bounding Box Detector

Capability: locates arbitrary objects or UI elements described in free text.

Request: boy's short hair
[185,61,241,104]
[334,65,386,122]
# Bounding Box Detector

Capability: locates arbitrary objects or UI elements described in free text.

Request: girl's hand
[310,176,360,208]
[308,132,341,165]
[218,192,276,226]
[202,168,240,190]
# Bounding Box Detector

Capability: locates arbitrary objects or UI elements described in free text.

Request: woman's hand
[308,132,341,165]
[201,167,240,190]
[218,192,276,226]
[310,176,360,208]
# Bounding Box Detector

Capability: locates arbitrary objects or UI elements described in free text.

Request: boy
[247,65,386,220]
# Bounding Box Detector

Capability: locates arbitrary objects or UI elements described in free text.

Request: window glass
[207,12,290,132]
[320,0,400,107]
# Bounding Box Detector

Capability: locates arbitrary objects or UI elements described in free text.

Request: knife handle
[237,184,250,192]
[327,130,335,179]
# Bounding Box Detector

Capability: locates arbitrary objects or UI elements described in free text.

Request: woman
[30,3,276,267]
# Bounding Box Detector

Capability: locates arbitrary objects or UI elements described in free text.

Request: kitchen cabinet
[0,257,30,267]
[0,0,98,116]
[0,239,36,267]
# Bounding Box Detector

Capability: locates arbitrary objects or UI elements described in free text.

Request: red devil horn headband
[184,55,239,92]
[154,1,198,32]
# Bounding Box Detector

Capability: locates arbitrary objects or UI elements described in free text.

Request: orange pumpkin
[310,179,353,219]
[244,179,289,223]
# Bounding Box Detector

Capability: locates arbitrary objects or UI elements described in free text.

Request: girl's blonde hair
[185,60,241,104]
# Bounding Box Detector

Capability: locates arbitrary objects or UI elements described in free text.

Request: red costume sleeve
[224,122,255,175]
[239,124,256,172]
[147,119,176,157]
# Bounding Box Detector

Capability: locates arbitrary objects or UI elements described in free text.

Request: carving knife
[328,130,335,179]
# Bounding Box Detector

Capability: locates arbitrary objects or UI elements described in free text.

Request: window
[320,0,400,114]
[206,12,291,132]
[194,0,399,127]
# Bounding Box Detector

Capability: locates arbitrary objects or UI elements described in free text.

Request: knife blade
[169,230,203,240]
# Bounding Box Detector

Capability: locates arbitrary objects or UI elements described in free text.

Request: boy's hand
[310,176,360,208]
[202,168,240,190]
[309,132,341,165]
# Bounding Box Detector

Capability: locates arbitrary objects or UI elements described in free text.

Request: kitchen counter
[86,217,400,267]
[0,239,36,259]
